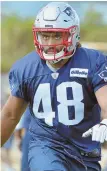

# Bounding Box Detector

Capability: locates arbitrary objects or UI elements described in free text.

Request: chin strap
[48,47,76,65]
[48,58,64,65]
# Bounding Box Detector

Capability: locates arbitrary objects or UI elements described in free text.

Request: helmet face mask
[32,2,80,63]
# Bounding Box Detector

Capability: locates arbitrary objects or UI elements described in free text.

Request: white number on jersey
[33,82,84,126]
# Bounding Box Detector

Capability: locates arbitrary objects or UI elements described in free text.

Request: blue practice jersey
[9,47,107,155]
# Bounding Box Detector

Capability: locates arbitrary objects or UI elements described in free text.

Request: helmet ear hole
[64,20,68,22]
[35,45,38,52]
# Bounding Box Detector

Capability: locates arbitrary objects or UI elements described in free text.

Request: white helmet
[33,2,80,63]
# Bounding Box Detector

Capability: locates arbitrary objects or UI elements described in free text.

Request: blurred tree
[1,9,107,72]
[83,5,104,25]
[1,15,34,72]
[81,6,107,42]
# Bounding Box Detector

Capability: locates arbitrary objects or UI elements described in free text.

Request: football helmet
[33,2,80,63]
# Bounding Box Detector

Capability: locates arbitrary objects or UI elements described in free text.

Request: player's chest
[32,67,89,126]
[32,65,89,99]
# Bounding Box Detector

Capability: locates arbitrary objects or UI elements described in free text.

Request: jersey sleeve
[92,52,107,92]
[9,65,28,101]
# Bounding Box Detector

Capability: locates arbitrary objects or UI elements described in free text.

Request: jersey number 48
[33,82,84,126]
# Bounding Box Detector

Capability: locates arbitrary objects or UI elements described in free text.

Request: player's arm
[95,85,107,120]
[82,85,107,143]
[14,110,27,150]
[1,94,28,146]
[82,51,107,143]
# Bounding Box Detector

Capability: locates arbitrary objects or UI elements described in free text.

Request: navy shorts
[28,137,101,171]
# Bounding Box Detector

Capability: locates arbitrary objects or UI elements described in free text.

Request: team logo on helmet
[99,70,107,82]
[63,7,72,16]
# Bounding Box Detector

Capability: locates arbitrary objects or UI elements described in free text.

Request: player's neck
[48,58,70,69]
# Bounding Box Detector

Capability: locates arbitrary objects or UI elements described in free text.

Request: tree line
[1,9,107,72]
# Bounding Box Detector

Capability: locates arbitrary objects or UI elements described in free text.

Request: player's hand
[82,119,107,143]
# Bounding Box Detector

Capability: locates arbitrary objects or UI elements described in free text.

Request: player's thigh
[87,163,101,171]
[68,158,87,171]
[84,160,101,171]
[68,157,101,171]
[87,167,101,171]
[28,141,69,171]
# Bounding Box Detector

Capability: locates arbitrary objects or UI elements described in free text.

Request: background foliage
[1,8,107,72]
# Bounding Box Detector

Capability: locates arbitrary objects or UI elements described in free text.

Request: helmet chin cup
[48,58,63,64]
[46,47,76,65]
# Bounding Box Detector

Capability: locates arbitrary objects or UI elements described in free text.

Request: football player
[1,2,107,171]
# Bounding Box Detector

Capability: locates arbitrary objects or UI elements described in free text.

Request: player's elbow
[1,110,20,123]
